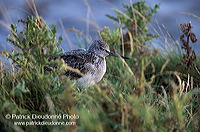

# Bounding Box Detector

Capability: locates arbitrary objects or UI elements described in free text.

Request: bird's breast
[76,58,106,88]
[94,59,106,82]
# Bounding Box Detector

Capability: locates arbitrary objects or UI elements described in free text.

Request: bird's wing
[45,48,97,80]
[60,52,94,80]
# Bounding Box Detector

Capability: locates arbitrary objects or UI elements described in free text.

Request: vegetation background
[0,0,199,131]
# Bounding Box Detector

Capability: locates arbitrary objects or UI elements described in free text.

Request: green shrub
[105,1,159,55]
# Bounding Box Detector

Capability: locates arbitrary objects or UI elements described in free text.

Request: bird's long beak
[109,52,129,59]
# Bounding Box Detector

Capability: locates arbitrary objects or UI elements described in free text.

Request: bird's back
[60,48,105,81]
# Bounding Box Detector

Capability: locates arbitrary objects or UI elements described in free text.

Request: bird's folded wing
[60,54,90,80]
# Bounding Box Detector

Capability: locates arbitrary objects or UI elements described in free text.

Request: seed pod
[190,32,197,43]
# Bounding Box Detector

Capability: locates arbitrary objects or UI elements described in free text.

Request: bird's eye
[105,50,110,53]
[100,47,110,53]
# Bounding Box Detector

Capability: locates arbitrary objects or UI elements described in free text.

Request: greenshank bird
[48,40,129,88]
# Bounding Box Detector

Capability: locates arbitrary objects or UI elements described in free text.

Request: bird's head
[88,40,129,59]
[88,40,110,58]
